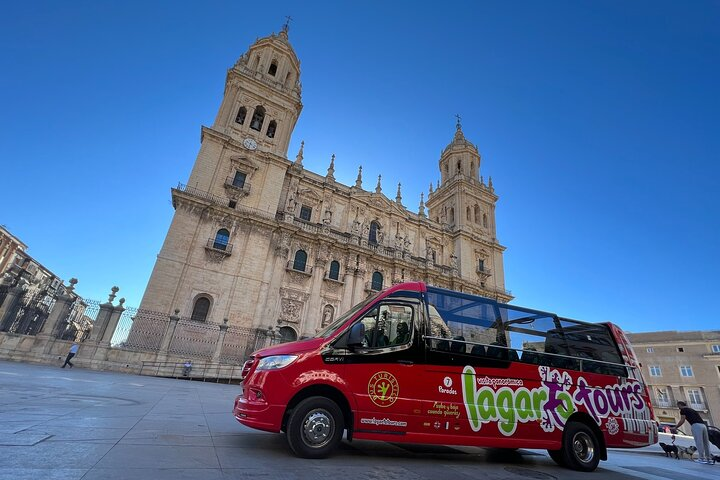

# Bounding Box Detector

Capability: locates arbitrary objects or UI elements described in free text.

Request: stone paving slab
[0,360,719,480]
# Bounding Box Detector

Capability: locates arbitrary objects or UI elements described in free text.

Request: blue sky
[1,1,718,333]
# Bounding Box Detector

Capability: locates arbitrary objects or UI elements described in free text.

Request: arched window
[449,208,455,224]
[250,106,265,131]
[293,250,307,272]
[191,296,211,322]
[213,229,230,250]
[466,207,471,221]
[457,160,462,175]
[266,120,277,138]
[328,260,340,280]
[371,271,383,291]
[474,205,480,223]
[235,106,247,125]
[268,60,278,76]
[279,326,297,343]
[369,221,380,244]
[483,214,488,228]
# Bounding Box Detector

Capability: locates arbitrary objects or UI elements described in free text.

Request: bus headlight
[256,355,298,371]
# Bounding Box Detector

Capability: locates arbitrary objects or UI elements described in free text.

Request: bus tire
[561,422,600,472]
[547,448,565,467]
[285,396,344,458]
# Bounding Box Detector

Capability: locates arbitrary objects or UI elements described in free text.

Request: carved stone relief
[279,298,303,324]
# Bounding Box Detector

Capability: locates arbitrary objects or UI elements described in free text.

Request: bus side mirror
[347,323,365,347]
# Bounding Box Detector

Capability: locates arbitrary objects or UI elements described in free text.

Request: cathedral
[136,25,512,343]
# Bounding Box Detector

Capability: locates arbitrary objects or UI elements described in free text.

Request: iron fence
[121,307,169,350]
[0,285,52,335]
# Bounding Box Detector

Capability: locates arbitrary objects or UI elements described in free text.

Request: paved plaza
[0,360,718,480]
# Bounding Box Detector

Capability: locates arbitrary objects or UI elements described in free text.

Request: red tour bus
[234,282,656,471]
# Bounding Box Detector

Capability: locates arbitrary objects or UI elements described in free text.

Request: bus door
[342,299,423,437]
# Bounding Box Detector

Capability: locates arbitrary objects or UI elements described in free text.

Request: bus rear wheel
[561,422,600,472]
[286,396,344,459]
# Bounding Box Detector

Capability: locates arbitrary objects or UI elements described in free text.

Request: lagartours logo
[368,371,399,407]
[462,365,648,436]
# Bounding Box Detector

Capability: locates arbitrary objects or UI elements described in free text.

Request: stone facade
[627,330,720,428]
[0,226,90,340]
[0,225,28,276]
[136,26,512,342]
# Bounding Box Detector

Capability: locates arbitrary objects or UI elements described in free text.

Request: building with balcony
[627,330,720,430]
[0,225,28,277]
[134,24,512,343]
[0,226,87,339]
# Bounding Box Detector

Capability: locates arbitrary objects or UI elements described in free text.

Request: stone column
[0,286,24,332]
[159,310,180,354]
[212,319,229,363]
[302,257,326,337]
[42,293,74,337]
[352,257,367,306]
[340,258,355,313]
[253,239,286,329]
[100,299,125,346]
[89,287,119,343]
[261,242,290,329]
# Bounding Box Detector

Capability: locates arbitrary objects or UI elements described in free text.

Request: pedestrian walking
[61,343,79,368]
[676,400,715,464]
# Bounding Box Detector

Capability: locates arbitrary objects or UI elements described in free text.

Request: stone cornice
[227,69,303,110]
[426,176,498,205]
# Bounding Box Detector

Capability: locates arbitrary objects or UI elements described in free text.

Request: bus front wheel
[561,422,600,472]
[286,396,344,458]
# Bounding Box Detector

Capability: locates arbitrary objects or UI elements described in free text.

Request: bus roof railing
[422,336,635,371]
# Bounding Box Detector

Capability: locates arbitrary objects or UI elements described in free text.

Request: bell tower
[183,23,303,216]
[426,118,508,296]
[211,23,302,157]
[139,24,304,315]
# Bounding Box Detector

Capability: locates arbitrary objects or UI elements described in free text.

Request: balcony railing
[205,238,233,255]
[286,260,313,275]
[689,403,705,410]
[224,177,252,194]
[476,265,492,277]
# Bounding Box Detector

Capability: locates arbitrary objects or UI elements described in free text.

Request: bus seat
[521,349,540,364]
[450,336,466,353]
[470,344,485,356]
[436,340,450,351]
[487,342,506,360]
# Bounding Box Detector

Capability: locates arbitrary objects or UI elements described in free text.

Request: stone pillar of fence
[89,287,118,343]
[45,293,74,337]
[38,280,77,354]
[100,299,125,346]
[159,309,180,354]
[0,286,24,331]
[212,318,229,363]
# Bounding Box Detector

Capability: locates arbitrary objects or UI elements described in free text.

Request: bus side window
[362,304,415,349]
[558,319,625,375]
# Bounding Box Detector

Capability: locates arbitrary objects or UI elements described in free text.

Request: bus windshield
[314,292,380,339]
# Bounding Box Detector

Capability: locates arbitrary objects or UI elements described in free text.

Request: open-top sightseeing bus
[234,282,656,471]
